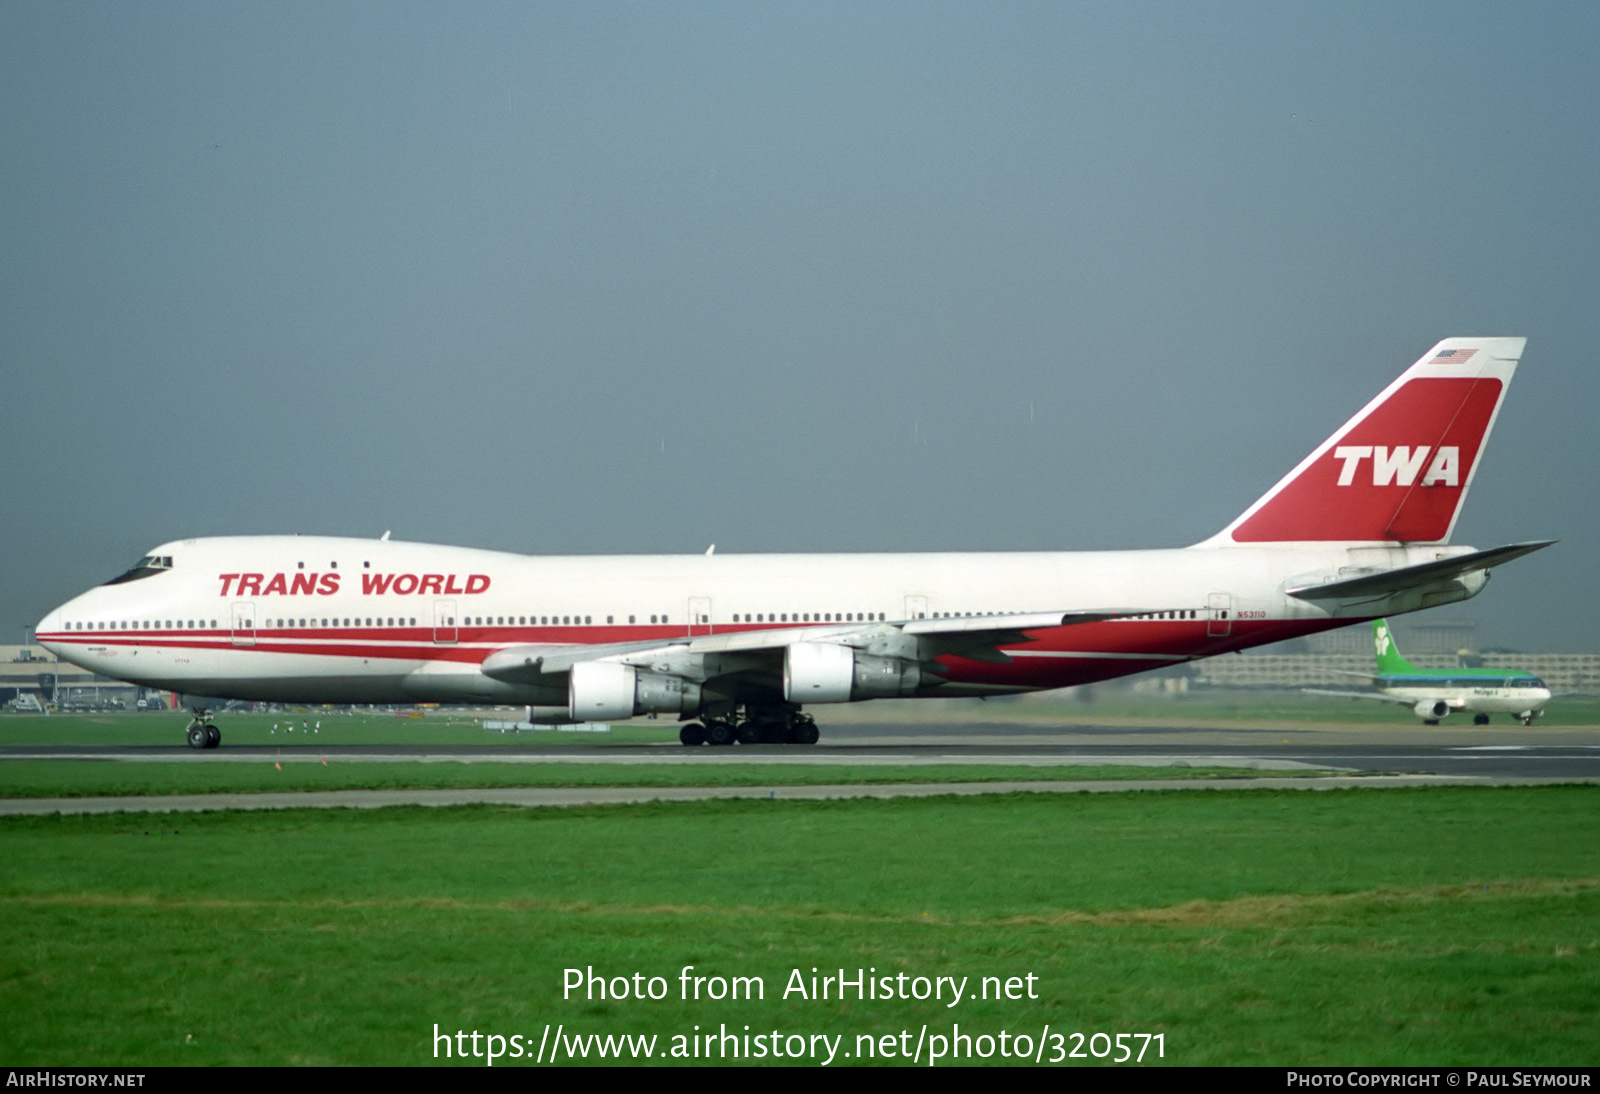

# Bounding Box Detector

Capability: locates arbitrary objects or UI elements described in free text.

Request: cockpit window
[102,555,174,585]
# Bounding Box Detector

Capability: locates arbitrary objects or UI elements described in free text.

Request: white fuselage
[1379,678,1551,720]
[37,534,1487,708]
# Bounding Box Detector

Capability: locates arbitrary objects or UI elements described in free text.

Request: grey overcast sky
[2,2,1595,652]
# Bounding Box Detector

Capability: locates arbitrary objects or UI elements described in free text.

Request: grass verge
[0,761,1308,799]
[2,786,1596,1066]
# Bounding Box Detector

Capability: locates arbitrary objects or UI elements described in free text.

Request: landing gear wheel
[789,717,820,745]
[205,724,221,748]
[186,724,208,750]
[679,723,707,746]
[736,721,766,745]
[1473,714,1490,726]
[705,720,735,747]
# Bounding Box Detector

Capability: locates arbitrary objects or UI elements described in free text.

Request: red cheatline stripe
[40,634,483,663]
[35,618,1334,667]
[37,624,723,643]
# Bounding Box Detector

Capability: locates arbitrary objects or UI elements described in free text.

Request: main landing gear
[679,707,820,747]
[185,712,221,750]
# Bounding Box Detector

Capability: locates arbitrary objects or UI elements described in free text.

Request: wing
[1302,688,1416,706]
[479,609,1132,686]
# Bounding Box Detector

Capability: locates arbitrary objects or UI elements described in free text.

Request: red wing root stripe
[1007,650,1193,661]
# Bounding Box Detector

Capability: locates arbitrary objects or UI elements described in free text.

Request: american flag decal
[1430,348,1478,364]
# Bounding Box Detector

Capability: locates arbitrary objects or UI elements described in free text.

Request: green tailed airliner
[1307,620,1550,724]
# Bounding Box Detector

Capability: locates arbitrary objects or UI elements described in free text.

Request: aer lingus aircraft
[36,336,1551,749]
[1306,619,1551,725]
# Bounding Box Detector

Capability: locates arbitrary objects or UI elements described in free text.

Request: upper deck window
[103,555,174,585]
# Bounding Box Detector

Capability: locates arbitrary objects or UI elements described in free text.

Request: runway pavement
[3,721,1597,815]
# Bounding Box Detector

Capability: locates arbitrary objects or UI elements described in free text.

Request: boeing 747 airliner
[37,337,1551,748]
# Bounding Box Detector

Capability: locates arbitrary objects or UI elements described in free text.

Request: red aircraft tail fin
[1202,337,1524,546]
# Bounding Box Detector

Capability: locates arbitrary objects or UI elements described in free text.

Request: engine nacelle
[783,642,925,704]
[1414,699,1451,720]
[527,705,579,724]
[569,661,701,721]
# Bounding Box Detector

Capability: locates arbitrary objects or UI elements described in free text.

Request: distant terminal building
[1189,618,1600,694]
[1486,653,1600,695]
[1295,617,1480,657]
[0,645,151,711]
[1194,651,1600,693]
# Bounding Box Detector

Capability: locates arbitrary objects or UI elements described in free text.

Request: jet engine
[1414,699,1451,720]
[783,641,930,704]
[568,661,701,721]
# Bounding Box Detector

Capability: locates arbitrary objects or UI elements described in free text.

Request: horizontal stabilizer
[1286,540,1555,601]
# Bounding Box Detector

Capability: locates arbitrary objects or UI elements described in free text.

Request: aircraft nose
[35,605,67,654]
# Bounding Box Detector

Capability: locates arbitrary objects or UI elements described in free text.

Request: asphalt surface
[3,721,1597,815]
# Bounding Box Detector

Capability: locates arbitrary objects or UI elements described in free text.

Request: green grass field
[3,787,1597,1066]
[3,705,1596,1066]
[0,760,1293,799]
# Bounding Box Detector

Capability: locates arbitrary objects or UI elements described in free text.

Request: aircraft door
[230,601,256,648]
[688,597,712,637]
[904,595,929,620]
[434,599,458,645]
[1207,593,1233,638]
